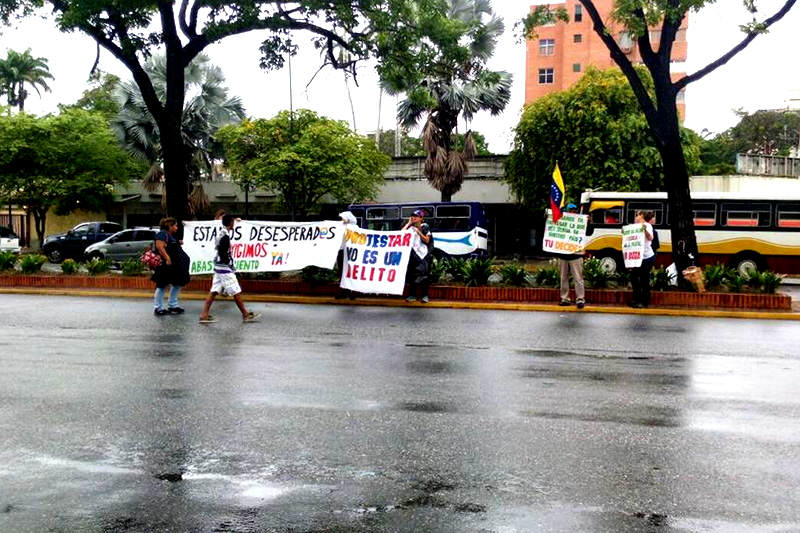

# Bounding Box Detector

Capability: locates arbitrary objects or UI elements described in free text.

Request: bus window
[434,204,471,230]
[591,207,623,225]
[400,206,434,219]
[626,202,666,225]
[721,203,770,227]
[692,203,716,226]
[777,203,800,228]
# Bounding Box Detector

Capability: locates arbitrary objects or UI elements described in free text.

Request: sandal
[243,312,261,323]
[198,315,217,324]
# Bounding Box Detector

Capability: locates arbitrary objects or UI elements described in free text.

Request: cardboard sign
[622,223,645,268]
[542,211,589,255]
[340,227,414,295]
[182,220,344,274]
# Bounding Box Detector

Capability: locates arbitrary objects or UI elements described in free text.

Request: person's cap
[412,209,426,217]
[566,203,577,210]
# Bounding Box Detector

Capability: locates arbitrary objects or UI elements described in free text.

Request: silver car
[83,227,158,263]
[0,226,21,254]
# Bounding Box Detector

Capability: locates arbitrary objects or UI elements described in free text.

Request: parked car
[84,227,158,263]
[42,221,123,263]
[0,226,21,254]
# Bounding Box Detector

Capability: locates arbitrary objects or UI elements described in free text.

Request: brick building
[524,0,688,117]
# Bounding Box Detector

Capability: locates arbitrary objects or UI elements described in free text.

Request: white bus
[579,191,800,275]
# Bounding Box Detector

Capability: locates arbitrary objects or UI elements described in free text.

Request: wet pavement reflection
[1,294,799,531]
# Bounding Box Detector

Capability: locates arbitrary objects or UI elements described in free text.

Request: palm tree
[111,54,245,216]
[0,48,54,112]
[384,0,511,201]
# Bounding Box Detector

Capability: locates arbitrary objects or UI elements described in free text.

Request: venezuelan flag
[549,163,566,223]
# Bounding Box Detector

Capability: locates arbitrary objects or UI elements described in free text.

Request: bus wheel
[593,249,622,275]
[730,252,764,277]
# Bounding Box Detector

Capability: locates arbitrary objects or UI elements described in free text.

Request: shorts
[210,272,242,296]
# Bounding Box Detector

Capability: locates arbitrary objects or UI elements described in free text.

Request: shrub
[428,258,446,284]
[0,251,16,271]
[19,254,46,274]
[745,270,763,291]
[703,263,727,289]
[498,262,529,287]
[60,259,79,275]
[649,267,673,291]
[583,257,612,289]
[613,269,630,288]
[760,271,784,294]
[534,263,560,288]
[442,257,467,283]
[725,269,745,293]
[121,257,145,276]
[301,265,339,286]
[461,257,495,287]
[85,257,112,275]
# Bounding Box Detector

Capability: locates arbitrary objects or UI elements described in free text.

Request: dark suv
[42,221,123,263]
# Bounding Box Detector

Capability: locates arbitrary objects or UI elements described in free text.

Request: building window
[574,4,583,22]
[539,38,555,56]
[572,63,581,73]
[538,68,554,84]
[573,33,582,43]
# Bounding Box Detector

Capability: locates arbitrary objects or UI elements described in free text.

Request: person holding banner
[403,209,433,303]
[556,203,592,309]
[198,214,261,323]
[629,210,656,308]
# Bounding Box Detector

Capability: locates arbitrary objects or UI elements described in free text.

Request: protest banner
[340,227,414,295]
[542,211,589,255]
[182,220,343,274]
[622,223,645,268]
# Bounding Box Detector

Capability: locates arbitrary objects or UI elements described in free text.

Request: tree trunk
[32,207,46,250]
[159,44,189,223]
[441,190,451,202]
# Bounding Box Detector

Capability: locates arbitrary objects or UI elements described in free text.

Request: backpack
[651,228,660,253]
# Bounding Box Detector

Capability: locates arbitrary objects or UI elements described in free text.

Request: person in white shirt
[629,210,656,308]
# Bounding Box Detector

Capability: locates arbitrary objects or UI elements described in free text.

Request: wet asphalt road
[1,294,799,532]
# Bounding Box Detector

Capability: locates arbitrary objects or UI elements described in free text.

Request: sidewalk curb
[2,287,798,321]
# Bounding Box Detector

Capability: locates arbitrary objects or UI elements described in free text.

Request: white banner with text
[622,223,645,268]
[542,211,589,255]
[182,220,344,274]
[339,227,414,295]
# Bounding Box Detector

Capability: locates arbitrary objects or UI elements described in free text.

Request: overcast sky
[1,1,799,153]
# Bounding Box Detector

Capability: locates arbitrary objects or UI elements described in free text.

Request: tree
[522,0,797,272]
[62,71,122,118]
[217,110,390,219]
[727,109,800,156]
[110,54,245,216]
[0,109,143,245]
[0,48,54,112]
[505,67,701,209]
[384,0,512,201]
[0,0,451,224]
[374,129,491,158]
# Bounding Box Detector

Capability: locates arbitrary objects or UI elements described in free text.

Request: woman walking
[152,217,191,315]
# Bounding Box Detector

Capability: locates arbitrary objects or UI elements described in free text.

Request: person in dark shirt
[403,209,434,303]
[151,217,190,315]
[199,214,260,323]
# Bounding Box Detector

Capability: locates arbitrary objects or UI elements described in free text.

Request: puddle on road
[33,454,139,475]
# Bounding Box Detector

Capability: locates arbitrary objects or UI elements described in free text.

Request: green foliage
[583,257,612,289]
[375,129,492,158]
[428,257,446,284]
[121,257,145,276]
[0,48,53,111]
[85,257,112,275]
[498,263,529,287]
[60,258,79,275]
[461,257,495,287]
[703,263,728,289]
[0,109,139,245]
[760,271,784,294]
[614,269,631,288]
[301,265,339,286]
[649,267,673,292]
[745,270,764,291]
[0,250,16,270]
[534,263,560,288]
[725,269,746,293]
[19,254,45,273]
[505,67,702,209]
[61,71,121,117]
[442,257,468,282]
[219,110,390,217]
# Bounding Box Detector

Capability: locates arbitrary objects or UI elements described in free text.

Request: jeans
[154,285,183,310]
